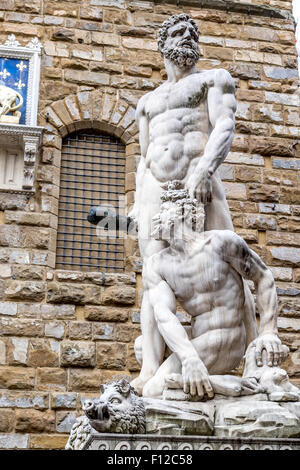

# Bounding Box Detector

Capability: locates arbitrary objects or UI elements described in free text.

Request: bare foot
[130,375,151,396]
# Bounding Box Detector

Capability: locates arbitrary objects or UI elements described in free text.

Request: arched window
[56,129,126,272]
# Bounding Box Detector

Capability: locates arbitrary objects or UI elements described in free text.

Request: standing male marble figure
[130,13,257,395]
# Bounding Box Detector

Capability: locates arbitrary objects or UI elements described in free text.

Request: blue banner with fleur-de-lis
[0,57,29,124]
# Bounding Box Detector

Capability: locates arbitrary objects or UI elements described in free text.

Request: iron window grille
[56,129,126,273]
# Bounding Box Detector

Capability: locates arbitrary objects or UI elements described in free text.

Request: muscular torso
[143,71,214,182]
[151,231,245,339]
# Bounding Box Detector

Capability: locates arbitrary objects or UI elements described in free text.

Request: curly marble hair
[159,180,205,233]
[158,13,199,54]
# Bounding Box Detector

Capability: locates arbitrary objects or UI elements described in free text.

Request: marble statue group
[129,13,299,402]
[67,12,300,448]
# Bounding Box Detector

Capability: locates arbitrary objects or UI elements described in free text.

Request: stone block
[56,271,85,282]
[84,285,103,305]
[15,409,55,433]
[223,182,247,201]
[215,400,300,438]
[127,345,140,372]
[83,306,129,322]
[61,341,96,367]
[56,411,78,433]
[85,272,136,286]
[270,267,293,282]
[28,339,59,367]
[0,366,35,390]
[0,302,17,316]
[235,166,262,183]
[65,69,110,86]
[91,31,119,46]
[145,398,214,436]
[265,92,299,107]
[96,342,126,370]
[0,264,11,279]
[244,215,277,231]
[270,247,300,266]
[267,232,300,247]
[272,159,300,171]
[7,338,28,365]
[51,100,73,126]
[227,63,260,80]
[68,322,92,340]
[44,15,64,25]
[248,184,280,203]
[0,391,49,409]
[12,265,45,280]
[64,95,81,122]
[29,434,68,450]
[252,103,283,123]
[36,367,67,391]
[226,152,264,166]
[80,6,103,20]
[0,409,14,432]
[236,229,258,244]
[41,304,76,320]
[0,433,29,449]
[101,285,136,305]
[0,318,44,337]
[51,392,78,409]
[92,323,115,341]
[68,368,104,391]
[250,137,295,158]
[4,281,46,302]
[0,340,5,365]
[51,28,75,42]
[7,249,30,265]
[278,317,300,333]
[45,322,65,339]
[259,203,291,215]
[47,282,85,304]
[116,324,139,343]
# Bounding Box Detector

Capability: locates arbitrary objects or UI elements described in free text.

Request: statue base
[79,395,300,450]
[0,115,20,124]
[84,433,300,450]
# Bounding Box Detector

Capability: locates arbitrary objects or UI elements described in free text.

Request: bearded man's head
[158,13,200,68]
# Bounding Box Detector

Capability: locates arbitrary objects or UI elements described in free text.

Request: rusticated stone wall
[0,0,299,449]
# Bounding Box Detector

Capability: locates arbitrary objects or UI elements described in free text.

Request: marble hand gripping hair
[135,181,294,401]
[130,13,258,395]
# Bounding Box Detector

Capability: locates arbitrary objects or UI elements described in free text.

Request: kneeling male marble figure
[139,182,288,399]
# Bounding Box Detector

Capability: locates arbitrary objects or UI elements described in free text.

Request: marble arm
[128,156,146,222]
[128,98,149,221]
[188,70,236,202]
[222,232,283,366]
[147,273,213,396]
[148,278,198,364]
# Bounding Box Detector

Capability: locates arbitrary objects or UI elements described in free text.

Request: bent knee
[143,378,163,398]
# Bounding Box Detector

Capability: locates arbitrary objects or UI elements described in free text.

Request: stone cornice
[0,123,44,138]
[152,0,293,20]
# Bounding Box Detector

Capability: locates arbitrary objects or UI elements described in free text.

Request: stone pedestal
[80,395,300,450]
[144,395,300,439]
[84,434,300,451]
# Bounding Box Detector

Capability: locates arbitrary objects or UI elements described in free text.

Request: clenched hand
[187,168,212,204]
